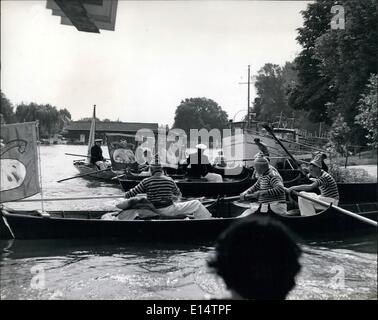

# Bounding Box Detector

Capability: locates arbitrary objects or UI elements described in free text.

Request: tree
[172,98,228,134]
[329,113,351,167]
[0,91,15,124]
[15,103,71,137]
[289,0,378,145]
[288,0,335,124]
[314,0,377,144]
[253,62,298,124]
[78,117,100,121]
[355,74,377,148]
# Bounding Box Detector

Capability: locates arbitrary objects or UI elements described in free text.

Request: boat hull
[1,202,376,241]
[73,162,117,181]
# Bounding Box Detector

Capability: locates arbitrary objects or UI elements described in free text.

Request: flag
[0,122,40,202]
[106,133,138,171]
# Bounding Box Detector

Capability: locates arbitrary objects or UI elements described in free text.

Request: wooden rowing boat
[1,200,376,241]
[73,160,117,181]
[118,169,305,197]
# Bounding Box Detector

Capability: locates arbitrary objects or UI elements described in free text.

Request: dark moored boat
[1,199,376,241]
[118,169,304,198]
[73,160,118,182]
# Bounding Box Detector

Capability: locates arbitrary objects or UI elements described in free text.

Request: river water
[0,145,377,300]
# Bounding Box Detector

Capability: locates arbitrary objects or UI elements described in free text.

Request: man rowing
[239,154,287,215]
[124,157,212,219]
[287,154,339,216]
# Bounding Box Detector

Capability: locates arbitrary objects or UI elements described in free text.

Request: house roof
[64,121,158,132]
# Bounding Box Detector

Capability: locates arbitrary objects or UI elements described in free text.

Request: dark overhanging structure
[46,0,118,33]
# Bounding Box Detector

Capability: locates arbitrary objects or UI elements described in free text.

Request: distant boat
[72,106,117,181]
[223,120,313,168]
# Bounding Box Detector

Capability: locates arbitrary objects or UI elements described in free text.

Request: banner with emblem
[106,133,139,171]
[0,122,40,202]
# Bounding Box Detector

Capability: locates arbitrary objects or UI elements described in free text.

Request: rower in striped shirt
[288,154,339,216]
[239,154,287,215]
[124,158,212,219]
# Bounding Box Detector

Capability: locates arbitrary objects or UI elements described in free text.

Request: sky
[1,0,311,126]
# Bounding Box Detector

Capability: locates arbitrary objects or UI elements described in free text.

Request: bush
[328,163,376,183]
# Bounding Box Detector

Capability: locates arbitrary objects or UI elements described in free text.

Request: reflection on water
[0,240,225,300]
[0,234,376,300]
[0,146,377,300]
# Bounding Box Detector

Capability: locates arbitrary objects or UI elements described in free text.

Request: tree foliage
[15,103,71,137]
[253,62,297,123]
[0,91,15,124]
[355,74,377,148]
[329,113,351,155]
[289,0,378,145]
[289,0,335,124]
[172,98,228,134]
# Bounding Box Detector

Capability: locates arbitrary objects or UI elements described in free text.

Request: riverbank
[329,164,377,183]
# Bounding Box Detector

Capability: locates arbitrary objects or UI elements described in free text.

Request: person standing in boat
[208,216,302,300]
[213,150,227,168]
[124,157,212,219]
[287,154,339,216]
[239,154,287,215]
[186,144,223,182]
[90,139,108,170]
[254,138,270,159]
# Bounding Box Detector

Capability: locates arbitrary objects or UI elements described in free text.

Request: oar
[10,195,125,202]
[262,124,301,168]
[57,167,112,183]
[65,153,111,161]
[262,124,309,176]
[292,190,377,227]
[201,195,255,205]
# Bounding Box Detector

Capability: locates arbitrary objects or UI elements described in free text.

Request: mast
[247,65,250,127]
[86,105,96,163]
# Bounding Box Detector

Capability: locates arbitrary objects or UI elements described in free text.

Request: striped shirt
[124,174,181,208]
[313,170,339,199]
[245,168,286,203]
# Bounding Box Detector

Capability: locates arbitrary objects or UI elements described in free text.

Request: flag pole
[35,121,45,212]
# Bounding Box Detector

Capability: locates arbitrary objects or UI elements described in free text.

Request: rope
[1,215,15,239]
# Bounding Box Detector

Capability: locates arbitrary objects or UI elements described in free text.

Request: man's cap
[254,138,261,142]
[310,154,323,168]
[253,153,269,168]
[196,143,207,150]
[95,139,102,142]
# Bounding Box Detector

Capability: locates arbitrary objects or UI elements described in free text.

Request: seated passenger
[124,157,212,219]
[186,144,223,182]
[90,139,110,170]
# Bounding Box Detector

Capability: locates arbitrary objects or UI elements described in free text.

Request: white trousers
[204,172,223,182]
[158,200,212,219]
[239,202,287,217]
[298,192,339,216]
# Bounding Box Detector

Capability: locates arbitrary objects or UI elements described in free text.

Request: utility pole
[238,65,252,127]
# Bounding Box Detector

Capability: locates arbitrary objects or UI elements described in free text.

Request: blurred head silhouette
[208,216,302,300]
